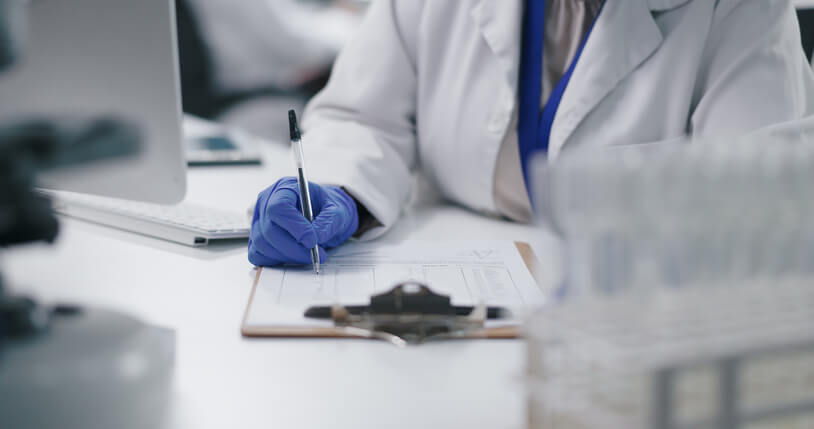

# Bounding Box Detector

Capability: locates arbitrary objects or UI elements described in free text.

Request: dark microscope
[0,1,175,428]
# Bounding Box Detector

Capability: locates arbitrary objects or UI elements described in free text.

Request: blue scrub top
[517,0,604,199]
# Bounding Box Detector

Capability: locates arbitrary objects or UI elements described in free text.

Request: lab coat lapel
[470,0,523,89]
[547,0,665,159]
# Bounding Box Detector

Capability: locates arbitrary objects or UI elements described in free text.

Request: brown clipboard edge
[241,241,542,340]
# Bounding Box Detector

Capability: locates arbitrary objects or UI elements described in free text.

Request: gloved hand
[248,176,359,267]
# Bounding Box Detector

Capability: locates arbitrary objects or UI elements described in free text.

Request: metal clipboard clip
[304,282,508,346]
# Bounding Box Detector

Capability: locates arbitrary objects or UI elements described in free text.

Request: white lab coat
[302,0,814,239]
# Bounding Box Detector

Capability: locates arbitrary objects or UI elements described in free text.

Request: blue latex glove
[248,177,359,267]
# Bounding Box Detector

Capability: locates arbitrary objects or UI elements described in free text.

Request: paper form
[243,241,545,329]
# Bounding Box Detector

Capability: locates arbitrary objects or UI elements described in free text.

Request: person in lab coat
[248,0,814,266]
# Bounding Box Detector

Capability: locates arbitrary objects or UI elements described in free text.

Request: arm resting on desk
[302,0,420,240]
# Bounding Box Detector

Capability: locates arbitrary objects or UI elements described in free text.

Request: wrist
[339,187,382,237]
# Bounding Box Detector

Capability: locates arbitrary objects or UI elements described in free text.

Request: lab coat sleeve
[301,0,420,240]
[690,0,814,137]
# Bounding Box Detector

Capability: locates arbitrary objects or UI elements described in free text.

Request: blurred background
[176,0,367,141]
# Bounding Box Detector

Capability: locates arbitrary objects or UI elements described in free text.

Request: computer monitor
[0,0,186,204]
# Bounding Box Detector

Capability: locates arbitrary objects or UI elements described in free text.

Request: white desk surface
[798,0,814,9]
[3,140,561,429]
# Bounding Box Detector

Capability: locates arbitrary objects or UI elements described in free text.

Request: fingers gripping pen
[288,110,320,275]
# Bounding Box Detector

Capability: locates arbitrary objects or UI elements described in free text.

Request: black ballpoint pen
[288,110,320,275]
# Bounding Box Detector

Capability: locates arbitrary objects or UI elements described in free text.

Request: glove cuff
[327,185,360,241]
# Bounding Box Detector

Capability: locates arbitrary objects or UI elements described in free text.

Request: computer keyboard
[46,191,251,247]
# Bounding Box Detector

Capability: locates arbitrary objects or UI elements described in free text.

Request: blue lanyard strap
[517,0,605,199]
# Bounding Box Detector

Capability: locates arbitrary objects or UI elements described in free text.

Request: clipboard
[241,241,543,340]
